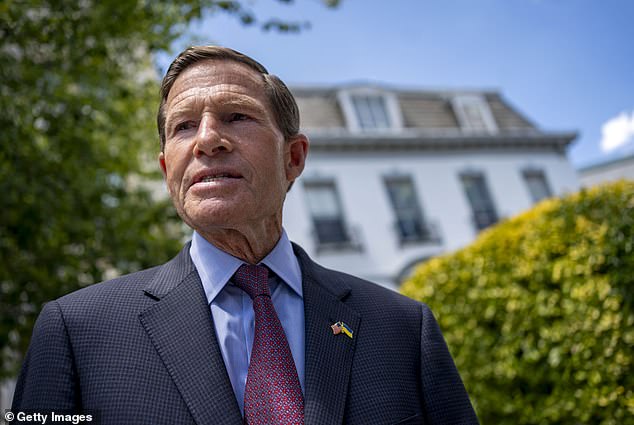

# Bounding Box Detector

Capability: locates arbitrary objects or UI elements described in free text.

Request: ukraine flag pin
[330,321,353,339]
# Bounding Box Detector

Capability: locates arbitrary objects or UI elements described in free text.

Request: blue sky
[164,0,634,167]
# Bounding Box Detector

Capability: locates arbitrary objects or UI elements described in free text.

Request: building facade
[578,153,634,187]
[282,84,579,288]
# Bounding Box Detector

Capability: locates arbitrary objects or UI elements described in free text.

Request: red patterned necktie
[233,264,304,425]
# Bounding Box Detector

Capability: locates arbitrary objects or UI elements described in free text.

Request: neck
[197,218,283,264]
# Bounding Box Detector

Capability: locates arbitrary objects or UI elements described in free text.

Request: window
[337,88,403,132]
[523,169,552,203]
[384,177,430,243]
[303,181,349,245]
[452,95,498,133]
[460,173,498,230]
[351,95,391,130]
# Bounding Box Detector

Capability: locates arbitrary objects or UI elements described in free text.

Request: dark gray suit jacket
[13,243,478,424]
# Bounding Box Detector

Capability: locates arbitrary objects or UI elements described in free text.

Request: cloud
[600,111,634,152]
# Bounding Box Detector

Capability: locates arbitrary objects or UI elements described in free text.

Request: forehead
[166,59,268,110]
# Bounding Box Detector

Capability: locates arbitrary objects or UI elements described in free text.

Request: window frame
[451,94,498,133]
[522,168,553,203]
[459,171,499,231]
[302,179,359,251]
[337,87,403,133]
[383,175,432,244]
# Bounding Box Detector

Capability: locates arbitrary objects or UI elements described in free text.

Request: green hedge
[401,181,633,425]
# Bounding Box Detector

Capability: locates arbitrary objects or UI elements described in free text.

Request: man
[13,46,478,424]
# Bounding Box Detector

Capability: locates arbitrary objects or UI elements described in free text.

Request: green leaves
[1,0,344,380]
[0,5,185,371]
[402,181,634,425]
[0,1,190,379]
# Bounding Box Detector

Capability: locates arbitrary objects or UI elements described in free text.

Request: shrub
[401,181,634,425]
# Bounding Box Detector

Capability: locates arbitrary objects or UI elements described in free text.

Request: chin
[181,207,240,230]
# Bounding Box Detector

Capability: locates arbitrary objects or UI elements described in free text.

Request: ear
[285,133,309,183]
[158,152,167,178]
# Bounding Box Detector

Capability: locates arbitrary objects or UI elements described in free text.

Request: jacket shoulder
[292,242,424,318]
[55,265,162,306]
[55,243,193,311]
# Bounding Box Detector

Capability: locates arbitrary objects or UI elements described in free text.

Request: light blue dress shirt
[189,230,305,415]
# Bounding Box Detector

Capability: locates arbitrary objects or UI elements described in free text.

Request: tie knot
[233,264,270,299]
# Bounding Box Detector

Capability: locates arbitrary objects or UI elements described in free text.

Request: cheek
[168,177,180,196]
[163,170,183,201]
[163,151,186,190]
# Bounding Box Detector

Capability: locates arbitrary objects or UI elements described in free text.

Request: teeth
[201,174,232,182]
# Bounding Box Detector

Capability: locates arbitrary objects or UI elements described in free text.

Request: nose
[192,115,232,157]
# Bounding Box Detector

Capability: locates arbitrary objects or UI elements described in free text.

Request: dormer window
[338,88,403,132]
[452,95,498,133]
[351,95,390,130]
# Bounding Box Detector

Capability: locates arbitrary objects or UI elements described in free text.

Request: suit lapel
[139,246,242,425]
[295,245,360,425]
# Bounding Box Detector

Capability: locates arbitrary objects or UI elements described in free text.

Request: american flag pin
[331,321,353,339]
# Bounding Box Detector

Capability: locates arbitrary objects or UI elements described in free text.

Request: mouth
[191,170,243,187]
[199,173,240,182]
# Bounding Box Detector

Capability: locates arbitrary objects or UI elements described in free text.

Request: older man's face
[159,60,305,235]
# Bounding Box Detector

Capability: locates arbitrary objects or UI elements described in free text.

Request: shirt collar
[190,229,303,304]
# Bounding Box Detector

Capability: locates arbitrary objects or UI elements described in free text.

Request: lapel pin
[331,321,353,339]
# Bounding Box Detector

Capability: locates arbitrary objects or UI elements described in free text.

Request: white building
[578,153,634,187]
[283,84,579,289]
[0,84,582,411]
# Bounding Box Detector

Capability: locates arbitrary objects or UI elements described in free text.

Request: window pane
[352,95,390,130]
[523,170,552,203]
[304,182,349,244]
[462,103,488,131]
[385,177,427,241]
[453,95,497,133]
[398,218,424,240]
[460,173,498,230]
[387,180,415,210]
[304,185,340,218]
[314,218,348,244]
[352,96,372,129]
[367,96,390,128]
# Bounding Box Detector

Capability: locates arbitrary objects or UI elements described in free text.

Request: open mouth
[199,173,240,182]
[192,170,243,186]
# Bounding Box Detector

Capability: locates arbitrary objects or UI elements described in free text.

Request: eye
[175,121,197,132]
[228,113,249,122]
